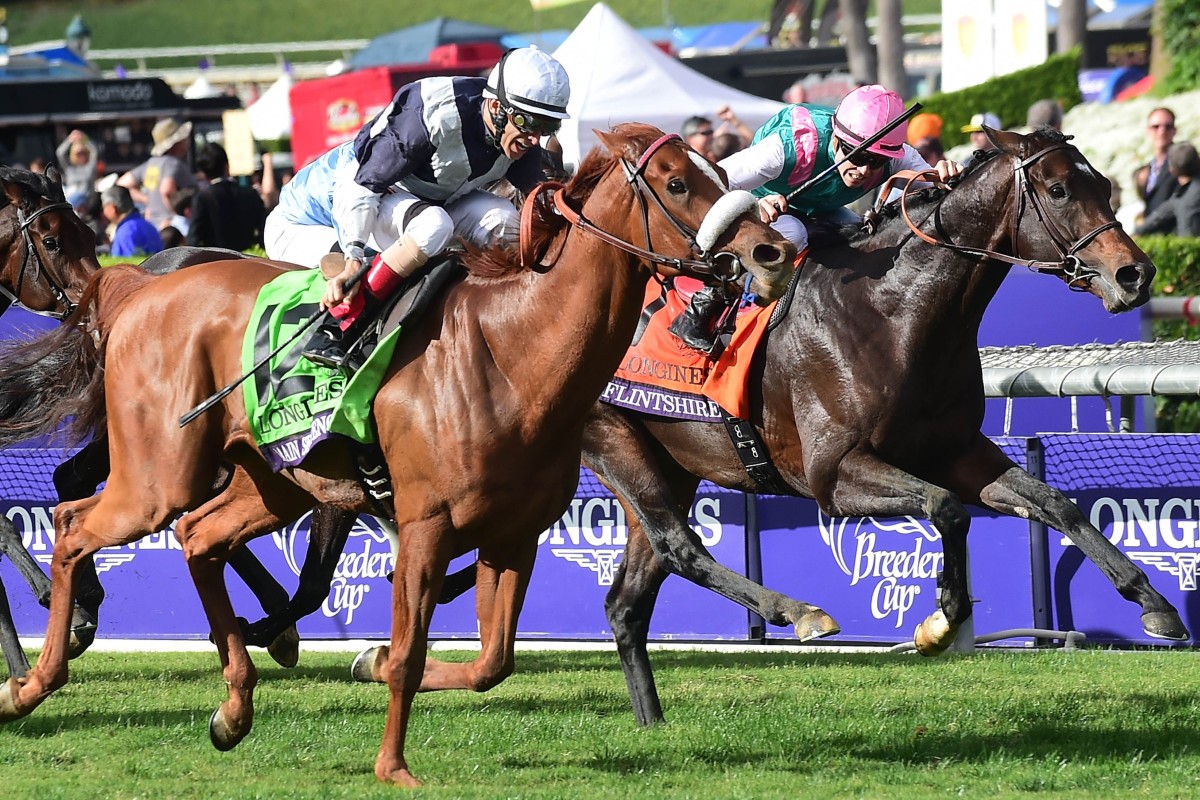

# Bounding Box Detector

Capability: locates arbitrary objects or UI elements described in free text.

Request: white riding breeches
[264,189,520,266]
[770,206,863,252]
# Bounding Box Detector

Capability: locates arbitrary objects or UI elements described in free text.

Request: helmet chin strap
[486,49,515,151]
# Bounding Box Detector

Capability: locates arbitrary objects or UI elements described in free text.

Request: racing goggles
[509,109,561,136]
[839,143,889,171]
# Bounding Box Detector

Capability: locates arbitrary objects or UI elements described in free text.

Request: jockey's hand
[934,159,964,184]
[322,257,363,310]
[758,194,787,223]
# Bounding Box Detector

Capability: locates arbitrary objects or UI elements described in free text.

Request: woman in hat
[117,117,200,231]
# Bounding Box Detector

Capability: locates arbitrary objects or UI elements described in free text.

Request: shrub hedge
[1160,0,1200,95]
[1139,235,1200,431]
[915,49,1083,150]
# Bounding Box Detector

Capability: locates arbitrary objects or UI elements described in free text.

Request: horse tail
[0,265,154,449]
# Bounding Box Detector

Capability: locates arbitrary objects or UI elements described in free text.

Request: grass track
[3,648,1200,798]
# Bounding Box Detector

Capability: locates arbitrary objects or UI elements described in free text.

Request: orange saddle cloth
[602,275,778,421]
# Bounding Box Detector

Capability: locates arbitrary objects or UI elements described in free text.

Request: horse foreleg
[240,505,355,662]
[958,440,1187,641]
[226,546,301,668]
[604,521,670,726]
[0,573,30,679]
[375,517,453,788]
[823,450,974,656]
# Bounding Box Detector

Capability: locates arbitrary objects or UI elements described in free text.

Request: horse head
[986,126,1154,313]
[591,123,795,303]
[0,165,100,318]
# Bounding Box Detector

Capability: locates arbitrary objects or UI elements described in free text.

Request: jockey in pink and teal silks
[669,85,963,353]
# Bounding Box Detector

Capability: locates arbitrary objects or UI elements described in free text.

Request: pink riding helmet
[833,85,907,159]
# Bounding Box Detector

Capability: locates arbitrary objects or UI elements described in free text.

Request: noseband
[540,134,750,283]
[896,143,1121,291]
[1,201,79,319]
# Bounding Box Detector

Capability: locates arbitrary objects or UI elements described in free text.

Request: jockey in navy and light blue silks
[668,85,963,353]
[264,45,571,368]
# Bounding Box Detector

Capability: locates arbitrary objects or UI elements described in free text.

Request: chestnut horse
[0,165,357,676]
[580,126,1186,726]
[0,125,795,786]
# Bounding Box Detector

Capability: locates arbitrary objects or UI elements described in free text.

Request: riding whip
[178,259,373,427]
[784,101,923,203]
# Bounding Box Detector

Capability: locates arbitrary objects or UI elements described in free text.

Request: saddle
[316,252,463,373]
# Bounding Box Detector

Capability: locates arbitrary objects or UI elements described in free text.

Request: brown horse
[580,126,1186,726]
[0,165,357,676]
[0,125,795,786]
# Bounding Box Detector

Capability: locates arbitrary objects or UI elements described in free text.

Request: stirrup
[302,324,350,370]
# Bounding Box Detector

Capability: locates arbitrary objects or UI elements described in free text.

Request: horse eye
[667,179,687,195]
[1048,185,1068,200]
[42,236,60,252]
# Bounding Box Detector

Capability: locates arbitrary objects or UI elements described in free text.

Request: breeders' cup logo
[1080,496,1200,592]
[271,513,393,625]
[539,497,724,586]
[818,513,943,628]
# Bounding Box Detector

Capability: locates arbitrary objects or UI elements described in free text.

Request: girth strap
[721,411,793,495]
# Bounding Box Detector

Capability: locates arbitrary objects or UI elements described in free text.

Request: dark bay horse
[0,166,103,677]
[580,126,1187,726]
[0,165,356,676]
[0,125,795,786]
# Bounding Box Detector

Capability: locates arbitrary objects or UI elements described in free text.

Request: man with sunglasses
[1135,107,1179,221]
[265,45,571,368]
[669,84,961,352]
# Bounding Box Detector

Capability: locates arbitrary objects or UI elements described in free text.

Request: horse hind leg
[175,465,314,752]
[0,490,160,721]
[605,519,671,726]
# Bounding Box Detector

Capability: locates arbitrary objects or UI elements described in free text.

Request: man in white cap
[265,46,572,368]
[117,117,200,231]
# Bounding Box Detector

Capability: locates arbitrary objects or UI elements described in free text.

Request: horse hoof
[208,707,247,752]
[913,610,954,657]
[68,622,97,660]
[794,610,840,642]
[0,677,25,721]
[351,646,387,683]
[266,625,301,669]
[1142,611,1189,642]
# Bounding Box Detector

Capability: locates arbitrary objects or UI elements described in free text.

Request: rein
[890,143,1120,291]
[521,134,745,282]
[0,201,79,319]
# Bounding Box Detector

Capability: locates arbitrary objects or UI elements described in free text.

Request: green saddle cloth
[241,269,403,471]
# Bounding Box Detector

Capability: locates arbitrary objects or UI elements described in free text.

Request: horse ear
[984,125,1024,153]
[44,164,62,186]
[594,128,637,161]
[0,173,20,207]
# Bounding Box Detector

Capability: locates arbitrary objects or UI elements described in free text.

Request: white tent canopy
[247,71,294,141]
[552,3,785,166]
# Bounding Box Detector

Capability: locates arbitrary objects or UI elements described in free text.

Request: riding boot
[303,236,429,369]
[668,286,726,354]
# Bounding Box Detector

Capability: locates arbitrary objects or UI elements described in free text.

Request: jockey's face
[485,99,547,160]
[835,138,888,189]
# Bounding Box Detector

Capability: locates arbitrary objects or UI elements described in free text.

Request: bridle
[0,200,79,319]
[893,142,1121,291]
[529,134,754,284]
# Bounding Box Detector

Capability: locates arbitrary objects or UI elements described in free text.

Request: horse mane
[0,165,67,208]
[467,126,654,279]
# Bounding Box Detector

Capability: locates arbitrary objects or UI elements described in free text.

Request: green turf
[2,647,1199,797]
[6,0,942,52]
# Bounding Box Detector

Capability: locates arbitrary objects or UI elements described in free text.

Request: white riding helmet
[483,46,571,121]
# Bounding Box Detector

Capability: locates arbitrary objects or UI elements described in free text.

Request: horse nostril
[1116,262,1149,290]
[752,243,788,266]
